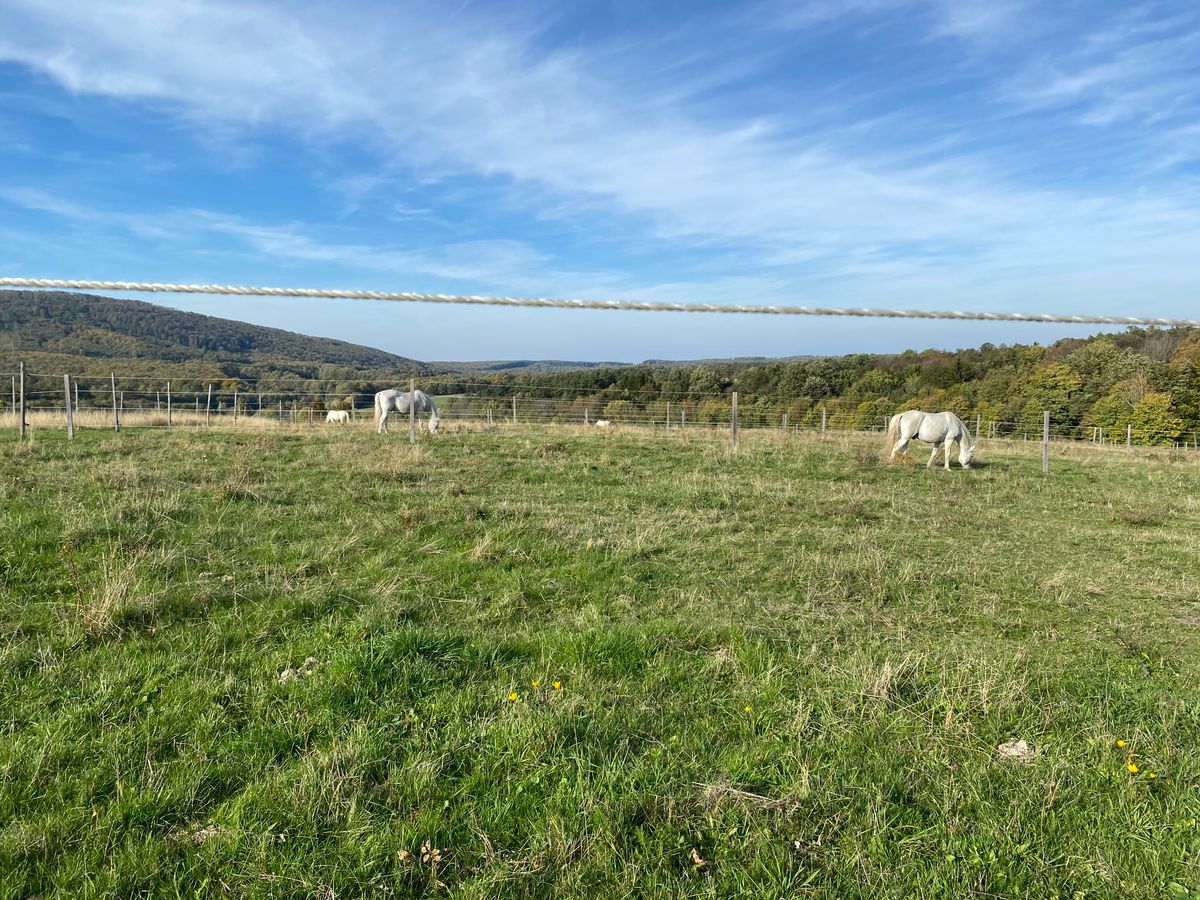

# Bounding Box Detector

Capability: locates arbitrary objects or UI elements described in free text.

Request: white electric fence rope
[3,278,1199,327]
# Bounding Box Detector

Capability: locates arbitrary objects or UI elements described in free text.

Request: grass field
[2,425,1199,898]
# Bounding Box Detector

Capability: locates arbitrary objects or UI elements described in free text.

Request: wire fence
[3,368,1199,451]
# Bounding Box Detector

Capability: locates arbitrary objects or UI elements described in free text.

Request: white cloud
[1,0,1199,321]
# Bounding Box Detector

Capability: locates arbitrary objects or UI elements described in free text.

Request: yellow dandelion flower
[1147,772,1157,779]
[552,681,562,690]
[744,705,752,713]
[1126,760,1139,774]
[507,692,518,702]
[1115,740,1126,749]
[531,680,540,688]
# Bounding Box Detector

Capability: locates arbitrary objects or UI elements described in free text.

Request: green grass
[2,425,1199,898]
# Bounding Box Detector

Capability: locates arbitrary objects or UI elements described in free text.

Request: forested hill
[0,290,428,382]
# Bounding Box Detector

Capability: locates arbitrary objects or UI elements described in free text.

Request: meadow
[1,423,1199,898]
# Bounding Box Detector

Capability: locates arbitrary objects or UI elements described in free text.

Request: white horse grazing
[325,409,350,425]
[375,389,441,435]
[594,419,612,428]
[885,410,974,469]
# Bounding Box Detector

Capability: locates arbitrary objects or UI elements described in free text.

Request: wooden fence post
[74,380,79,411]
[409,377,416,445]
[233,390,239,422]
[167,381,172,427]
[820,406,827,438]
[681,408,686,429]
[18,362,25,439]
[512,396,517,425]
[111,372,120,432]
[64,374,74,440]
[10,375,14,421]
[665,401,670,431]
[731,391,739,454]
[782,412,788,431]
[1042,410,1050,474]
[1127,424,1132,450]
[206,385,213,426]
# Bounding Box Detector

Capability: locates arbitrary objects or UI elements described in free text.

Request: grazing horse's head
[428,413,441,434]
[961,438,975,469]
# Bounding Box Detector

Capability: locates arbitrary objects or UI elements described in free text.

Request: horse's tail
[884,414,901,457]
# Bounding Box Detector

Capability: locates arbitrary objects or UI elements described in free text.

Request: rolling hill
[0,290,428,385]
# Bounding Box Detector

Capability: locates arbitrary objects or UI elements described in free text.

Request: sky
[1,0,1198,362]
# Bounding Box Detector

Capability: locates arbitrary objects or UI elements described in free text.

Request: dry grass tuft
[77,548,151,637]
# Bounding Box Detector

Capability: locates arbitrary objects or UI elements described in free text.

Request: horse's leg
[890,432,908,461]
[945,440,953,470]
[927,443,939,468]
[378,405,388,434]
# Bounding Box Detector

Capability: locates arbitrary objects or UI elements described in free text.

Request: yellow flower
[744,705,752,713]
[1115,740,1126,749]
[1126,760,1139,774]
[1147,772,1157,779]
[531,680,540,688]
[552,681,562,690]
[507,692,518,702]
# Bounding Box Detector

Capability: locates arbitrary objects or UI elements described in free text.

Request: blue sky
[1,0,1198,362]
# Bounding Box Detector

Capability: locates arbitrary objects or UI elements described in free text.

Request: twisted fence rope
[2,278,1198,327]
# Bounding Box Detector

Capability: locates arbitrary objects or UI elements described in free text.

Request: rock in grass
[996,738,1035,763]
[278,657,321,684]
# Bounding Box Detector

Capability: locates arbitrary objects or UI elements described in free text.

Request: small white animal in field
[884,410,974,469]
[594,419,612,428]
[325,410,350,424]
[375,389,440,435]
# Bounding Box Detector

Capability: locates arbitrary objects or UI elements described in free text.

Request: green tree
[1128,392,1185,446]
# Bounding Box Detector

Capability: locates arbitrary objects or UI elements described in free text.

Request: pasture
[2,425,1199,898]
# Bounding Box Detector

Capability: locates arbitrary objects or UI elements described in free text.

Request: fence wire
[5,370,1199,449]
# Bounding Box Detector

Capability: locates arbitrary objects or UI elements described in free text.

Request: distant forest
[422,327,1200,444]
[2,291,1198,444]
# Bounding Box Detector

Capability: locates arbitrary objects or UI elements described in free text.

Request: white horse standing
[885,410,974,469]
[375,389,441,435]
[325,409,350,425]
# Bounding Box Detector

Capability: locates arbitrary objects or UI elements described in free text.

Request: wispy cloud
[0,0,1199,346]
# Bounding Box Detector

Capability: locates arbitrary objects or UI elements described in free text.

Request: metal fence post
[731,391,739,453]
[1042,411,1050,474]
[17,362,25,439]
[64,374,74,440]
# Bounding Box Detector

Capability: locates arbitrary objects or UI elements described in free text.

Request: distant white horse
[594,419,612,428]
[885,410,974,469]
[325,409,350,425]
[375,389,441,435]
